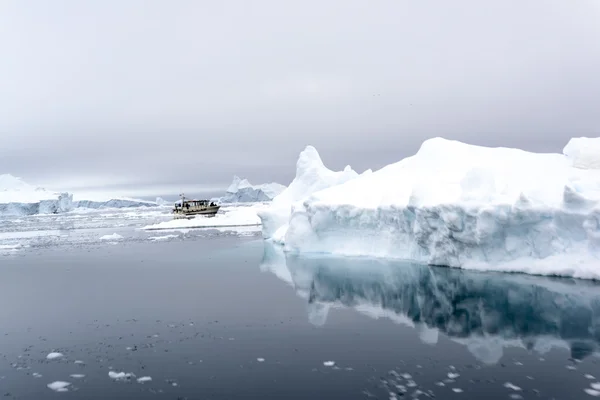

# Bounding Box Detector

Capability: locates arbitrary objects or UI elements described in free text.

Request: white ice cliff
[0,174,159,216]
[260,242,600,364]
[0,174,73,216]
[258,145,361,241]
[261,137,600,280]
[216,176,286,204]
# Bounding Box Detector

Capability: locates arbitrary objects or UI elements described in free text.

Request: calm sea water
[1,235,600,399]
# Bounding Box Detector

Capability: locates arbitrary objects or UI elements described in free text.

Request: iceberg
[257,146,360,241]
[261,242,600,364]
[0,174,161,216]
[0,174,73,216]
[266,137,600,280]
[72,197,157,209]
[217,176,286,204]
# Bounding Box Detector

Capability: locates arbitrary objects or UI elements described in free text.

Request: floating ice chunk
[142,205,262,231]
[46,352,64,360]
[108,371,135,380]
[452,388,463,393]
[74,360,85,365]
[592,383,600,390]
[323,361,336,367]
[504,382,522,391]
[587,375,596,380]
[100,233,123,241]
[585,388,600,396]
[137,376,152,383]
[257,358,265,362]
[149,234,179,241]
[448,372,460,379]
[69,374,85,379]
[47,381,70,392]
[32,372,42,378]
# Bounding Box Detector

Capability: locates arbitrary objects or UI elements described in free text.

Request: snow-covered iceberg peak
[218,175,286,204]
[563,137,600,170]
[279,137,600,280]
[258,145,359,239]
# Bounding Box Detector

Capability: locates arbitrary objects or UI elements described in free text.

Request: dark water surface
[1,236,600,399]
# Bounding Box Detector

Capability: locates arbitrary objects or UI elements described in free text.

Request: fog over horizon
[1,0,599,197]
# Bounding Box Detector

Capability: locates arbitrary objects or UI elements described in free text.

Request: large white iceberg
[265,138,600,280]
[258,146,360,241]
[216,176,286,204]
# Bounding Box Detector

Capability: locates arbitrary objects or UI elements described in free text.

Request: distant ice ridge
[258,146,362,242]
[0,174,160,216]
[261,137,600,280]
[216,175,286,204]
[72,198,157,209]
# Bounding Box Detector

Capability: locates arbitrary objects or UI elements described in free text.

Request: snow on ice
[216,175,286,204]
[260,137,600,280]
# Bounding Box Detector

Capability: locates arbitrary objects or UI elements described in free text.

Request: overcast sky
[1,0,599,196]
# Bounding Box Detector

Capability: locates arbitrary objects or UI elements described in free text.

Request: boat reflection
[260,241,600,365]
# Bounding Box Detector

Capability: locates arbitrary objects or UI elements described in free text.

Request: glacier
[216,175,286,204]
[260,137,600,280]
[261,242,600,364]
[0,174,159,216]
[257,145,362,242]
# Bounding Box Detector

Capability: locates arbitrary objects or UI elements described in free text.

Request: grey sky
[1,0,599,196]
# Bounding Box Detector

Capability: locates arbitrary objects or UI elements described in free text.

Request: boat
[172,193,220,219]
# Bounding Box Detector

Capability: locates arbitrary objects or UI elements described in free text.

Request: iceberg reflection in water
[260,242,600,365]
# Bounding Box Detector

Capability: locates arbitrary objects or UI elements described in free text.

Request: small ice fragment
[47,381,70,392]
[100,233,123,241]
[514,361,523,366]
[592,383,600,391]
[137,376,152,383]
[509,395,524,400]
[46,352,64,360]
[108,371,135,380]
[323,361,335,367]
[504,382,522,391]
[70,374,85,379]
[586,375,596,380]
[32,372,42,378]
[585,389,600,397]
[448,372,460,379]
[257,358,265,362]
[567,365,577,370]
[74,360,84,364]
[452,388,463,393]
[435,382,445,387]
[401,373,412,379]
[406,380,417,388]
